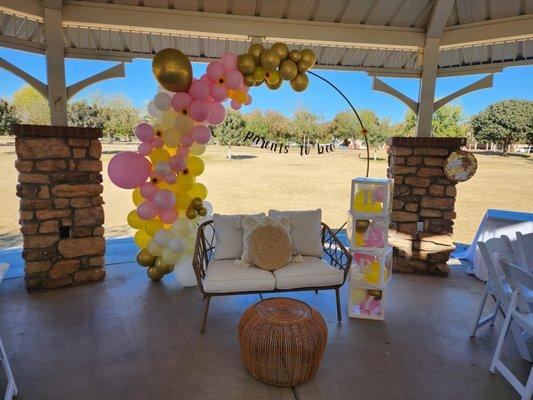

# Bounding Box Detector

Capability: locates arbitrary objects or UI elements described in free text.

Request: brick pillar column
[386,137,465,276]
[13,124,106,291]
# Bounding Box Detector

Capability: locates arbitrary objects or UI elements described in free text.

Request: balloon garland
[109,41,368,283]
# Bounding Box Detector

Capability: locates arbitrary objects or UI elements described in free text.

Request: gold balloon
[154,258,172,274]
[297,60,310,74]
[300,49,316,69]
[248,43,265,63]
[254,80,263,87]
[289,50,302,63]
[137,249,155,267]
[265,70,280,85]
[266,79,283,90]
[198,206,208,217]
[271,42,289,61]
[252,66,265,83]
[191,197,203,210]
[147,266,164,281]
[186,207,198,219]
[244,74,256,87]
[290,73,309,92]
[152,48,193,93]
[259,49,281,71]
[279,60,298,81]
[237,54,256,75]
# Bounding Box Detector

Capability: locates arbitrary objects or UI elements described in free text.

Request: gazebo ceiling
[0,0,532,77]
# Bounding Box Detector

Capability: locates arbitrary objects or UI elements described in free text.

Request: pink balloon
[108,151,151,189]
[152,137,164,148]
[210,85,228,101]
[138,142,153,156]
[189,80,210,101]
[171,92,193,113]
[137,201,158,220]
[140,182,158,200]
[177,146,189,158]
[206,62,225,81]
[169,155,187,172]
[207,102,226,125]
[226,70,244,90]
[153,189,176,210]
[164,174,177,184]
[220,52,237,71]
[244,95,252,105]
[159,208,178,224]
[135,123,154,142]
[230,99,242,110]
[190,100,211,122]
[200,74,210,82]
[192,125,211,144]
[181,134,194,147]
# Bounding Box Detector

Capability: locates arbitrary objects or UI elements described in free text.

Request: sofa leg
[201,295,211,334]
[335,288,342,322]
[315,290,319,295]
[259,293,263,300]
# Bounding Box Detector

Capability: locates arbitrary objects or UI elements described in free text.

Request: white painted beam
[372,77,418,113]
[415,38,439,137]
[0,56,48,98]
[433,74,493,111]
[66,63,125,99]
[426,0,455,39]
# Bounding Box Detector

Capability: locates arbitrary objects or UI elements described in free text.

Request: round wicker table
[238,297,327,387]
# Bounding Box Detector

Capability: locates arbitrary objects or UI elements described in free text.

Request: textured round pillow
[250,225,292,270]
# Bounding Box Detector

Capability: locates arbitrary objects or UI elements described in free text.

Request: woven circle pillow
[250,225,292,270]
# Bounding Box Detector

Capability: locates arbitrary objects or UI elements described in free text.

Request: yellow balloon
[150,148,170,164]
[132,188,144,206]
[161,248,181,265]
[161,109,178,127]
[189,182,208,200]
[175,114,193,134]
[175,192,192,210]
[187,156,205,176]
[189,142,206,155]
[152,48,193,93]
[162,128,181,148]
[134,229,152,249]
[176,173,195,191]
[145,219,164,236]
[128,210,146,229]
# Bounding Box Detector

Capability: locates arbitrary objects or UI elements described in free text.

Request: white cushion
[212,213,264,260]
[269,209,323,257]
[274,256,344,290]
[203,259,275,293]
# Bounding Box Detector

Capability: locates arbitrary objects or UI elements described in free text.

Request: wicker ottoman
[238,297,327,387]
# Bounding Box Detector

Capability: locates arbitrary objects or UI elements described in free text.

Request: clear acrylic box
[350,177,393,218]
[346,212,388,251]
[349,246,392,289]
[348,284,385,320]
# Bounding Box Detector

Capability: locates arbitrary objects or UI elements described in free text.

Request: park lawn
[0,144,531,248]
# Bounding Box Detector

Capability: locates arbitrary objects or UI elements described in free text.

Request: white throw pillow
[268,209,323,257]
[212,213,264,260]
[240,215,291,265]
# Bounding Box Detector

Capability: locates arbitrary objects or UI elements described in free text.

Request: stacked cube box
[348,286,385,320]
[350,247,392,289]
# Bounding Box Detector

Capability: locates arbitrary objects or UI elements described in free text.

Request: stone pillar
[386,137,465,276]
[13,124,105,291]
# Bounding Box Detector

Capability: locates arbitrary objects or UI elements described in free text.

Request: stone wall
[13,124,106,290]
[386,137,465,276]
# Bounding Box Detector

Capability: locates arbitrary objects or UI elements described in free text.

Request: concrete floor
[0,260,530,400]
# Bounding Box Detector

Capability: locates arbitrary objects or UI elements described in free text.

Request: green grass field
[0,143,531,248]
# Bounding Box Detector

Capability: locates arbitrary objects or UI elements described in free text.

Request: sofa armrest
[193,220,215,294]
[321,223,352,283]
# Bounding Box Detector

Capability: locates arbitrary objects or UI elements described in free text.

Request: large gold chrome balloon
[137,249,155,267]
[279,60,298,81]
[259,49,281,71]
[289,50,302,63]
[154,258,172,274]
[152,48,193,92]
[237,54,256,75]
[271,42,289,60]
[290,73,309,92]
[266,79,283,90]
[147,266,164,281]
[244,74,256,87]
[248,43,265,63]
[299,49,316,69]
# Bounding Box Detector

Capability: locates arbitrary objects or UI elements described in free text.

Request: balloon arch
[108,42,369,284]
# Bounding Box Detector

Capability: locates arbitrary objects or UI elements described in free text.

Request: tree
[99,95,141,141]
[325,110,359,142]
[471,100,533,154]
[68,99,105,129]
[244,110,270,138]
[0,99,20,135]
[288,108,325,144]
[214,110,246,159]
[12,85,50,125]
[359,109,390,160]
[399,104,468,138]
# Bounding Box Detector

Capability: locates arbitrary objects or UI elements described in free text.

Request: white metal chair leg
[488,297,500,326]
[471,282,490,337]
[490,295,515,373]
[0,336,18,400]
[522,368,533,400]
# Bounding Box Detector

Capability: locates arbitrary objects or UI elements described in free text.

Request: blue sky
[0,47,531,124]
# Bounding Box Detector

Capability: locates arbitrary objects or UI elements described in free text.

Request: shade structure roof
[1,0,532,77]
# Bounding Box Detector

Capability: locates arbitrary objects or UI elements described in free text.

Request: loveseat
[192,212,352,333]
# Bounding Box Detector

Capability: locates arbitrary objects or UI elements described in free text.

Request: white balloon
[147,101,162,118]
[174,257,197,287]
[154,229,171,246]
[171,219,193,238]
[154,92,171,112]
[157,85,173,95]
[147,240,163,256]
[189,143,206,155]
[155,161,171,176]
[162,248,181,265]
[169,238,186,253]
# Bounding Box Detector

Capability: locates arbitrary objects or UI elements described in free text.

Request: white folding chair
[517,232,533,272]
[491,259,533,400]
[471,237,533,362]
[0,263,18,400]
